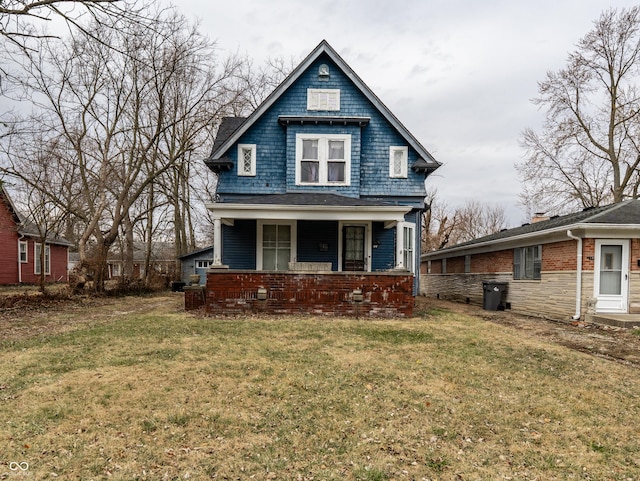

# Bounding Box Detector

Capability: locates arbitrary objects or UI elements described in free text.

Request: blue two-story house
[199,40,440,316]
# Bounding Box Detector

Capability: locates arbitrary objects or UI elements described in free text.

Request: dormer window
[237,144,256,176]
[295,133,351,186]
[307,89,340,111]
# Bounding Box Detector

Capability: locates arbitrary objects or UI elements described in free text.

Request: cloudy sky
[167,0,638,225]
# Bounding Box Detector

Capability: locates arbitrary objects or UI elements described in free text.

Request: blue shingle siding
[297,220,339,270]
[222,220,257,269]
[215,54,427,200]
[371,222,396,271]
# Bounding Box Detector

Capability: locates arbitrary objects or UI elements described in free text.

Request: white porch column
[213,217,223,266]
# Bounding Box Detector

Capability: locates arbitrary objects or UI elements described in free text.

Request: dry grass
[0,297,639,480]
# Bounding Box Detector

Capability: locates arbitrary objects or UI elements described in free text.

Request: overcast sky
[167,0,640,225]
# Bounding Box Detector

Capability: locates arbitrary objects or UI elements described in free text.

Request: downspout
[17,234,24,284]
[567,230,582,320]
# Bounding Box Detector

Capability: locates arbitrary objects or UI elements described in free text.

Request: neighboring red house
[0,186,72,285]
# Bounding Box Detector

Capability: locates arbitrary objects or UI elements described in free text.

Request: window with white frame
[111,263,121,277]
[19,241,27,263]
[237,144,256,176]
[397,222,415,273]
[196,260,212,269]
[389,146,408,178]
[513,245,541,280]
[34,243,50,275]
[258,221,295,271]
[307,88,340,111]
[296,134,351,185]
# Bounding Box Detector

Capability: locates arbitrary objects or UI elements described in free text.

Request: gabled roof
[177,245,214,260]
[423,199,640,258]
[0,185,73,246]
[0,185,23,225]
[205,40,440,173]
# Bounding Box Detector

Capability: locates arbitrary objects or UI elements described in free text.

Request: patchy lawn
[0,293,639,480]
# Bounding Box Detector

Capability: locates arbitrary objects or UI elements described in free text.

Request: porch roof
[205,193,412,223]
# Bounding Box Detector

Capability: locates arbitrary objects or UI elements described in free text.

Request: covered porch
[206,194,420,280]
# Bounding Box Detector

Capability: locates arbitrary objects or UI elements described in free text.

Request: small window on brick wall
[464,255,471,273]
[514,245,541,280]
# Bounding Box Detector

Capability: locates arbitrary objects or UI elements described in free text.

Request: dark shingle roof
[429,199,640,255]
[209,117,246,155]
[220,193,398,207]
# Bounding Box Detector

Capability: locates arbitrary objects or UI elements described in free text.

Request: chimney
[532,212,550,223]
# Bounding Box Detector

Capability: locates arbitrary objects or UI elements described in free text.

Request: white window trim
[237,144,256,176]
[295,133,351,186]
[19,240,28,263]
[196,260,213,269]
[389,146,408,178]
[396,221,416,273]
[307,88,340,111]
[256,220,297,271]
[34,243,51,275]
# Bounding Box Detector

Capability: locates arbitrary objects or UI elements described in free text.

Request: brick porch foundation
[185,269,414,317]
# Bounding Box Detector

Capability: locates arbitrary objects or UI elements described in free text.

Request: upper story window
[307,89,340,111]
[295,133,351,186]
[514,245,541,280]
[389,146,408,178]
[237,144,256,176]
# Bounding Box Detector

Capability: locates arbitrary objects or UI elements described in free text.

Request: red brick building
[422,200,640,323]
[0,187,71,285]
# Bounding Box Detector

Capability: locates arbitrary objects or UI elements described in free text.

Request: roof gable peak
[206,40,440,172]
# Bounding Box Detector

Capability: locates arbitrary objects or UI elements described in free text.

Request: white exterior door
[594,240,629,313]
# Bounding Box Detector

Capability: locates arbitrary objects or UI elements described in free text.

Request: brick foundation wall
[184,286,206,310]
[190,269,414,317]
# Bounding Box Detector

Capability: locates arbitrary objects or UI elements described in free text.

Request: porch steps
[585,313,640,329]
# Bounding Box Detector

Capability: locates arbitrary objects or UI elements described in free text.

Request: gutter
[566,230,583,320]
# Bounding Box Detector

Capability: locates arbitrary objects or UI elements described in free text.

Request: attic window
[237,144,256,176]
[389,146,408,178]
[307,89,340,111]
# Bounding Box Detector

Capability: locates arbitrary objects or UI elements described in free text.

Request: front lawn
[0,295,638,480]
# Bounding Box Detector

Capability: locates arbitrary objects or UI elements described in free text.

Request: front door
[594,240,629,313]
[343,225,365,271]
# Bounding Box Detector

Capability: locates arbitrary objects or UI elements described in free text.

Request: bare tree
[422,194,508,252]
[1,7,248,292]
[518,7,640,214]
[1,0,130,47]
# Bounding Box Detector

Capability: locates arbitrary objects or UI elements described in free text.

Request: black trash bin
[482,281,507,311]
[171,281,186,292]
